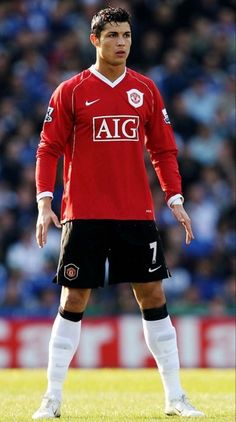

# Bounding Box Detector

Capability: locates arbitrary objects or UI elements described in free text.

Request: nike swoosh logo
[85,99,100,106]
[148,264,162,273]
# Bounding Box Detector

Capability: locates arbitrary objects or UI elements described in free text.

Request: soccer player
[32,7,204,419]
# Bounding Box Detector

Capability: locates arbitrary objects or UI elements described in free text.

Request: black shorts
[53,220,170,288]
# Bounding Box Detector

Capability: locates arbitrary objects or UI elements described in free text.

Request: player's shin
[46,309,83,400]
[142,306,184,402]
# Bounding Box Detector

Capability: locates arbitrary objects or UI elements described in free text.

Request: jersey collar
[89,65,126,87]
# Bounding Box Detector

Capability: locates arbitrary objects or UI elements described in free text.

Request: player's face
[92,22,131,66]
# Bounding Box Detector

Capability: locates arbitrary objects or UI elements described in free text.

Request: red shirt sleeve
[145,81,182,202]
[35,80,74,195]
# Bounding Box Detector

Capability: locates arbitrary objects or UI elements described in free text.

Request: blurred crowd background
[0,0,235,318]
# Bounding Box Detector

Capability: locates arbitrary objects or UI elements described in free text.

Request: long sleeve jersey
[36,65,182,222]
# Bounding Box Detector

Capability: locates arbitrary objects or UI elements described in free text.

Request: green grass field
[0,369,234,421]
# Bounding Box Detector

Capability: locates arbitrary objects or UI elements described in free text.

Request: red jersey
[36,66,182,222]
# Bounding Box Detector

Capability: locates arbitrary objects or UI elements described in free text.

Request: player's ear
[90,33,99,47]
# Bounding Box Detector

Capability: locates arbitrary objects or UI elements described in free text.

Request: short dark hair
[91,7,131,38]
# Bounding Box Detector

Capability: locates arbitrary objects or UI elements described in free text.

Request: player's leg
[132,281,183,403]
[32,287,91,420]
[109,221,183,407]
[46,287,91,401]
[132,281,204,417]
[33,220,108,419]
[109,220,203,417]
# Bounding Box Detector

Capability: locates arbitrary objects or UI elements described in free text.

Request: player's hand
[36,197,61,248]
[171,204,194,245]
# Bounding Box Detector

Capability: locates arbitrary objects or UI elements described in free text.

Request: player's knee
[143,292,165,309]
[60,287,90,313]
[133,283,166,309]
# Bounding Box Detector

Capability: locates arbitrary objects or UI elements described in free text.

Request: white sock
[142,315,184,402]
[46,313,81,400]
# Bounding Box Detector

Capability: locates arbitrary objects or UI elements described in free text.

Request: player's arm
[145,82,194,244]
[35,81,74,248]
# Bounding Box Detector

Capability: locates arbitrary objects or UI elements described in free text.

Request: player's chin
[112,57,127,66]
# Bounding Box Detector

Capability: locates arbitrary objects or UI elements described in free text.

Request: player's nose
[117,36,125,46]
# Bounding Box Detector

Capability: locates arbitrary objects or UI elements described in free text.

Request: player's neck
[94,61,126,82]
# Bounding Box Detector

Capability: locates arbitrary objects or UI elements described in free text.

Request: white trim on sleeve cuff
[36,191,54,202]
[167,194,184,208]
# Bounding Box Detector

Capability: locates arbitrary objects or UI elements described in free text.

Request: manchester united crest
[127,89,144,108]
[64,263,79,280]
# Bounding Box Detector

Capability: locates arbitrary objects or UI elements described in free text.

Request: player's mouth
[115,50,126,57]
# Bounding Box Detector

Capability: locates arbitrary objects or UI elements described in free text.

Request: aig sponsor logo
[93,115,139,142]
